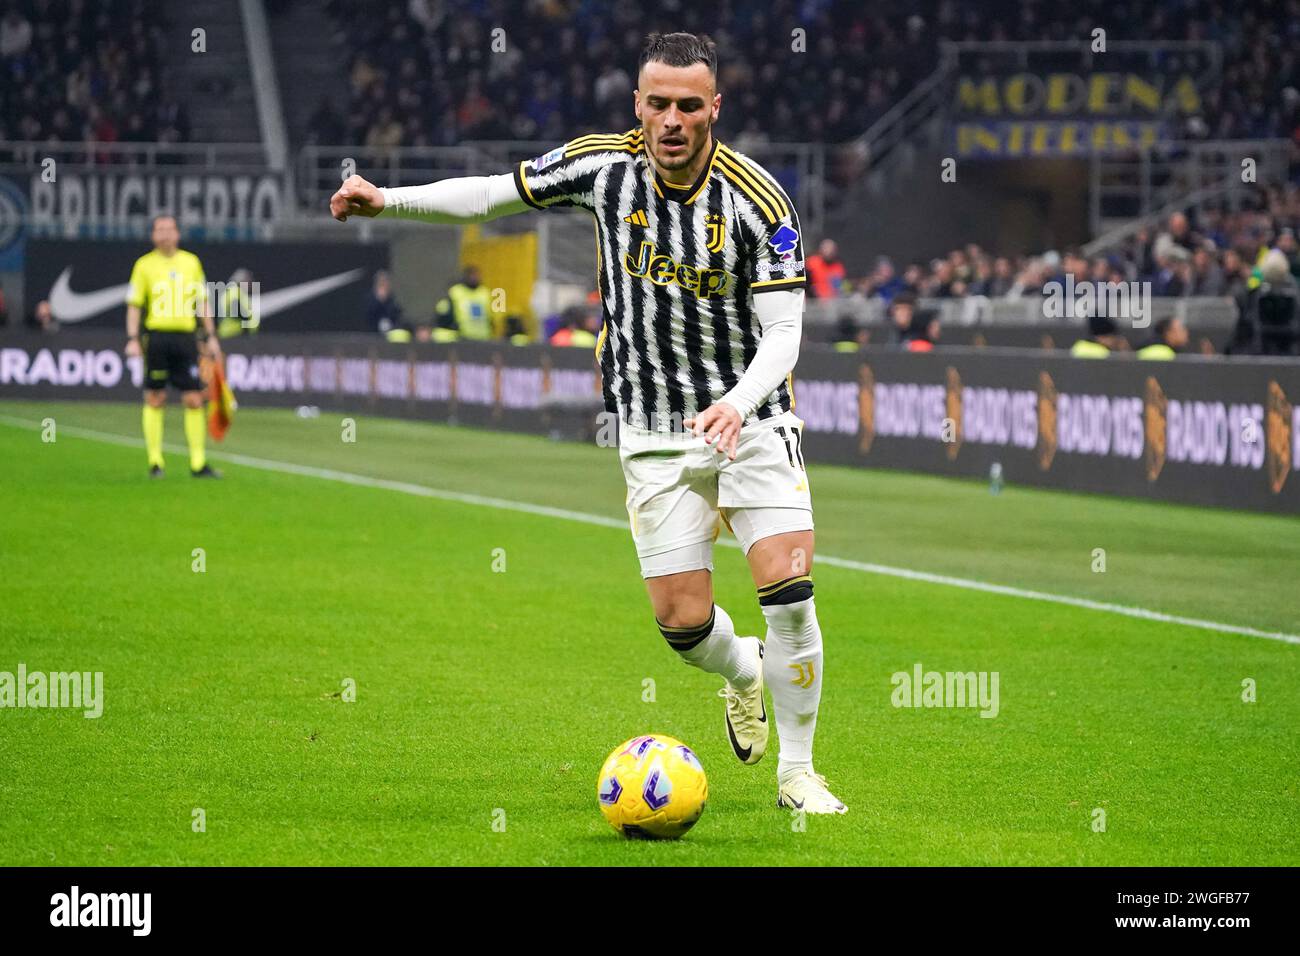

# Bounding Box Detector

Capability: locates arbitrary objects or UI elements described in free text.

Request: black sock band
[657,606,717,651]
[757,575,814,606]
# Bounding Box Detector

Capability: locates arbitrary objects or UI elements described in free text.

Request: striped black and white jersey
[513,128,806,432]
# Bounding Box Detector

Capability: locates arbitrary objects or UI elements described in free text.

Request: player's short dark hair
[639,32,717,77]
[1154,316,1175,340]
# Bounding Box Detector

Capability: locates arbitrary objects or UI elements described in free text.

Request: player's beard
[656,120,711,173]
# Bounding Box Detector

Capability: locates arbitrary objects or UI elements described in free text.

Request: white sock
[760,581,822,780]
[662,604,759,688]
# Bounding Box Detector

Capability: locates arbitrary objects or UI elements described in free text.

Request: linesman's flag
[206,357,237,441]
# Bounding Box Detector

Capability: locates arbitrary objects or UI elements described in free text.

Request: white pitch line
[811,555,1300,645]
[4,414,1298,646]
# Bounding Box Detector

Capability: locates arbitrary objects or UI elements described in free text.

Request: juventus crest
[705,213,727,254]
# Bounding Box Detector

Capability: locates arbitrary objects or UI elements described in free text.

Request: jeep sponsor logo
[623,240,733,298]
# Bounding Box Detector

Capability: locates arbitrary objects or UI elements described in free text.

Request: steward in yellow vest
[217,269,259,338]
[1136,317,1188,360]
[1070,314,1128,358]
[436,266,500,341]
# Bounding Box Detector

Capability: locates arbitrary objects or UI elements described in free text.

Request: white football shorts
[618,410,814,578]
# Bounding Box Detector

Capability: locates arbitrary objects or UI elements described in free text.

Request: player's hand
[331,175,385,221]
[686,402,743,461]
[206,337,222,361]
[125,337,141,358]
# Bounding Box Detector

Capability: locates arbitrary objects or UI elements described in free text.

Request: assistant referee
[124,215,222,478]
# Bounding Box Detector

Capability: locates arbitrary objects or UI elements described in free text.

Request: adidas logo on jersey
[624,240,732,299]
[622,208,649,227]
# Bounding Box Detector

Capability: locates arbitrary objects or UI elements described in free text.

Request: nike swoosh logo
[726,714,752,762]
[257,269,365,317]
[724,707,765,759]
[47,268,366,324]
[48,270,130,323]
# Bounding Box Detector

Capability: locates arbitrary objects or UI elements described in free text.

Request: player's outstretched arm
[330,173,528,224]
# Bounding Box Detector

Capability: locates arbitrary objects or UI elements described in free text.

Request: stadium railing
[296,144,500,206]
[939,39,1222,73]
[849,43,956,181]
[1088,139,1293,236]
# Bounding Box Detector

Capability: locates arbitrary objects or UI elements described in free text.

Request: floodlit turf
[0,400,1296,866]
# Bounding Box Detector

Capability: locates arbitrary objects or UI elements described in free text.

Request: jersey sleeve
[513,131,640,212]
[748,207,807,294]
[126,258,147,308]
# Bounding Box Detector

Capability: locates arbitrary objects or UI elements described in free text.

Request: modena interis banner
[1,334,1297,514]
[951,70,1201,157]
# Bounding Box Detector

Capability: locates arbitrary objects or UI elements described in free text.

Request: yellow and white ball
[596,734,708,839]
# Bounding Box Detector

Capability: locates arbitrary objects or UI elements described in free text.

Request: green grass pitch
[0,399,1296,866]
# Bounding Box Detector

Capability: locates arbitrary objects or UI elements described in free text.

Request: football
[596,734,709,839]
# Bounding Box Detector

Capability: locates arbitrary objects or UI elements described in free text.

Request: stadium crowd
[0,0,190,147]
[311,0,1300,150]
[311,0,925,148]
[815,184,1300,307]
[4,0,1297,158]
[6,0,1296,162]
